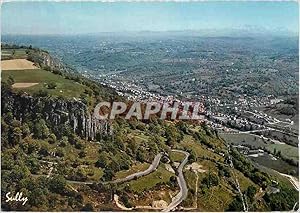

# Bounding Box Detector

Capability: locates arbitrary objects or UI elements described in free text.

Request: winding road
[39,150,190,211]
[110,152,164,184]
[66,152,164,185]
[162,150,190,212]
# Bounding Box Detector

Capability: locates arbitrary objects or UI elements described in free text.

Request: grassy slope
[123,165,175,193]
[118,132,260,210]
[115,163,149,179]
[30,136,104,182]
[2,69,89,99]
[169,151,186,162]
[178,134,257,210]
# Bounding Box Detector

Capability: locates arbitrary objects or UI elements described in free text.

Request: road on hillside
[163,149,190,212]
[279,172,300,191]
[51,152,163,186]
[110,152,164,184]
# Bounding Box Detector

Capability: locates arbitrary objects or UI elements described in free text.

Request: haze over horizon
[1,1,299,36]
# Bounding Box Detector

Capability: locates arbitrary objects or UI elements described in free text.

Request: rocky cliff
[2,90,111,140]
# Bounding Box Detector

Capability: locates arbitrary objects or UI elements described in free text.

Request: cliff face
[2,91,111,140]
[41,51,71,72]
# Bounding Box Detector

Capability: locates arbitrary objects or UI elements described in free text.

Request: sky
[1,1,299,35]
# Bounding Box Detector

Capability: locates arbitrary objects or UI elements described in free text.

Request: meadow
[2,69,88,99]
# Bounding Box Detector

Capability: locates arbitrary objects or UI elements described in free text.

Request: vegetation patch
[126,165,175,193]
[169,151,186,162]
[115,163,149,179]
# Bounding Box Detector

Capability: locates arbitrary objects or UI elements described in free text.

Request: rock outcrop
[2,91,111,140]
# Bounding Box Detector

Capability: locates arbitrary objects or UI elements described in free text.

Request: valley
[1,37,299,211]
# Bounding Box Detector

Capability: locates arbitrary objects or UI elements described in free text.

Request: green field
[1,49,27,60]
[220,133,267,147]
[220,133,298,161]
[115,163,149,179]
[250,155,298,175]
[125,165,175,193]
[1,49,28,59]
[169,151,186,162]
[266,144,299,161]
[2,69,88,98]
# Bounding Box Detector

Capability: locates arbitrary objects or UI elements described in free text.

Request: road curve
[163,149,190,212]
[63,152,163,185]
[110,152,164,184]
[279,172,300,191]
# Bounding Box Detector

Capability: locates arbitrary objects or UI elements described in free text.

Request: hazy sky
[1,1,299,35]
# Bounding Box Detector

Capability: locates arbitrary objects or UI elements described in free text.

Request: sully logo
[5,192,28,205]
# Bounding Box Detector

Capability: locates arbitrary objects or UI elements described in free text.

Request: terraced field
[1,49,28,59]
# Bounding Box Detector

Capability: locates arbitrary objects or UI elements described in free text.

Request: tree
[75,141,84,150]
[12,127,22,145]
[109,159,120,173]
[48,175,66,194]
[33,119,49,139]
[78,150,87,158]
[81,203,94,211]
[246,185,257,202]
[10,165,30,182]
[38,143,50,157]
[201,172,219,188]
[2,151,15,170]
[26,157,40,174]
[7,76,15,86]
[29,188,48,207]
[227,196,244,211]
[33,90,48,97]
[95,152,110,168]
[56,147,65,157]
[102,168,114,181]
[120,194,132,208]
[59,136,68,147]
[48,133,57,144]
[21,123,31,137]
[22,138,41,155]
[188,150,197,163]
[136,148,146,162]
[169,176,177,187]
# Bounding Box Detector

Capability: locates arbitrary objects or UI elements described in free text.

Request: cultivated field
[1,49,28,60]
[220,133,299,161]
[1,59,38,70]
[12,82,39,88]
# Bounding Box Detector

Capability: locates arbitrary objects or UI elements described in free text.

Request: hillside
[1,45,298,211]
